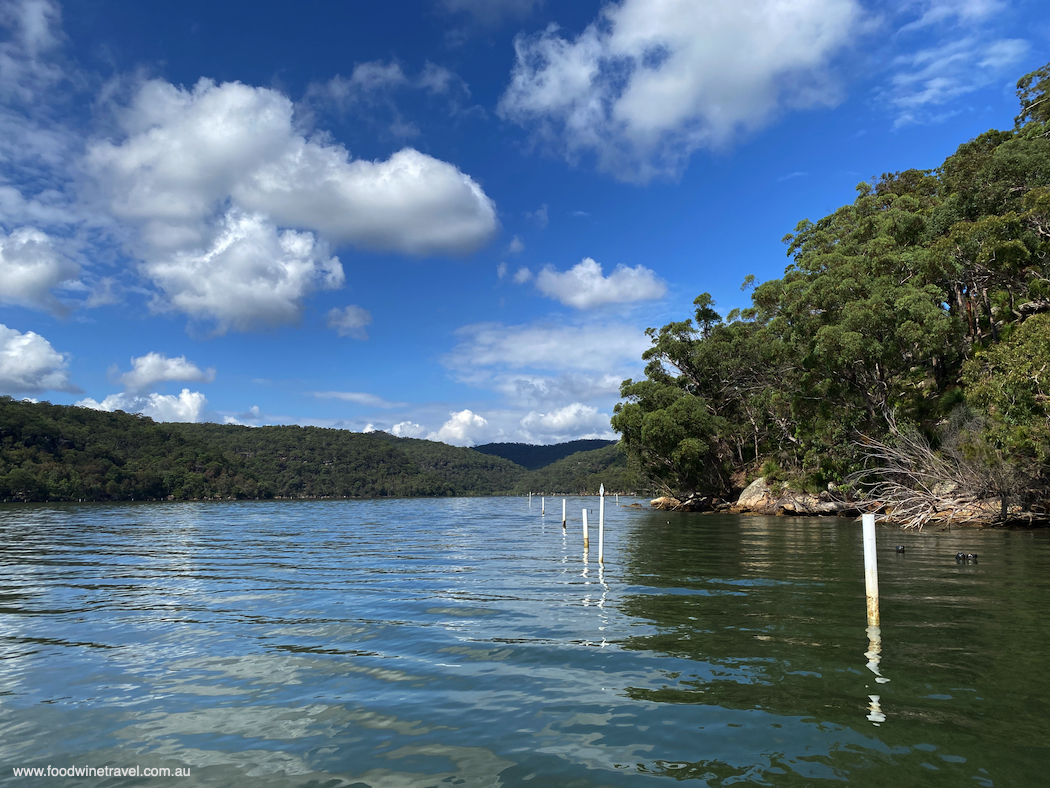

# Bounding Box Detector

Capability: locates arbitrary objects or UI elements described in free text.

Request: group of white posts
[529,484,606,563]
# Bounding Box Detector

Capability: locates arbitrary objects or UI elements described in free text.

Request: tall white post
[529,491,532,509]
[862,513,880,627]
[598,483,605,564]
[542,496,545,515]
[562,498,566,528]
[583,509,589,549]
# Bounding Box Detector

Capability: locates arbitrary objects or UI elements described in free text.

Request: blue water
[1,498,1047,786]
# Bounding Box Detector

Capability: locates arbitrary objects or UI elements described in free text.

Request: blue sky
[0,0,1046,445]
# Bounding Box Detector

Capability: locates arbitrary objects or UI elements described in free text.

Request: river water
[0,498,1047,786]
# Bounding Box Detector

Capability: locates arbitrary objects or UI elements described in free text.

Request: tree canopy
[614,63,1050,519]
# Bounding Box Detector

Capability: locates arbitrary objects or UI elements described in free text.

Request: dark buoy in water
[956,552,966,562]
[968,553,978,563]
[896,545,906,553]
[955,552,978,564]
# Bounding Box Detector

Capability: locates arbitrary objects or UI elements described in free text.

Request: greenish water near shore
[1,499,1047,786]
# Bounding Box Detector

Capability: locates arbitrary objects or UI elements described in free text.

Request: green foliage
[613,63,1050,505]
[0,398,637,503]
[0,398,530,502]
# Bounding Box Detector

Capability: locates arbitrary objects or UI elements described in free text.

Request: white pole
[529,491,532,509]
[542,496,545,515]
[862,513,879,627]
[583,509,589,549]
[598,483,605,564]
[562,499,566,528]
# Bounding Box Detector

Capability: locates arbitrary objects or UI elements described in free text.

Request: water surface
[1,498,1047,786]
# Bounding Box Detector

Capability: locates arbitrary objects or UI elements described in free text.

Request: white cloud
[527,203,549,228]
[89,78,497,257]
[496,261,508,279]
[534,257,665,309]
[326,305,373,339]
[446,321,649,374]
[77,388,207,423]
[899,0,1004,31]
[77,77,497,329]
[390,420,427,438]
[0,225,78,313]
[507,235,525,254]
[0,0,64,103]
[143,210,344,333]
[427,408,494,446]
[512,266,533,284]
[885,36,1030,125]
[224,405,262,426]
[499,0,861,181]
[519,402,614,443]
[492,370,625,408]
[309,390,406,408]
[116,352,215,393]
[0,322,77,393]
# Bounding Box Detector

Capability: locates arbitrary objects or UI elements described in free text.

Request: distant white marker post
[598,483,605,564]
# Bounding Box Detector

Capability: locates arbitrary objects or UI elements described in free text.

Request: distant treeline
[0,397,649,502]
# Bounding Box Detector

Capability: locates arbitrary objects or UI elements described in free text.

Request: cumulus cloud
[142,210,344,333]
[0,225,78,313]
[534,257,665,309]
[507,235,525,254]
[512,266,532,284]
[88,78,496,254]
[519,402,613,443]
[77,388,207,423]
[390,420,427,438]
[115,351,215,393]
[309,390,406,408]
[498,0,861,181]
[0,322,77,393]
[427,408,494,446]
[326,305,373,339]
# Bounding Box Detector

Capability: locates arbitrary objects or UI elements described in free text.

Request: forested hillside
[614,64,1050,525]
[0,397,635,502]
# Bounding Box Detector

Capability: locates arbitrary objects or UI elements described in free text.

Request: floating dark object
[955,552,978,564]
[956,552,966,562]
[968,553,978,563]
[895,545,906,553]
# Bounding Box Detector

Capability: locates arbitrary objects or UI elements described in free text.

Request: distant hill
[514,443,650,495]
[0,397,526,501]
[472,439,616,470]
[0,398,648,503]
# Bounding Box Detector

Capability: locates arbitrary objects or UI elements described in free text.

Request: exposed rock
[735,477,774,511]
[731,476,858,517]
[650,496,680,511]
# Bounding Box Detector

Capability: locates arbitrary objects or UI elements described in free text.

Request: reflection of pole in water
[864,624,889,726]
[867,695,886,725]
[865,625,890,684]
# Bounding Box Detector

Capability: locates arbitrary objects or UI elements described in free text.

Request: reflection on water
[0,499,1047,786]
